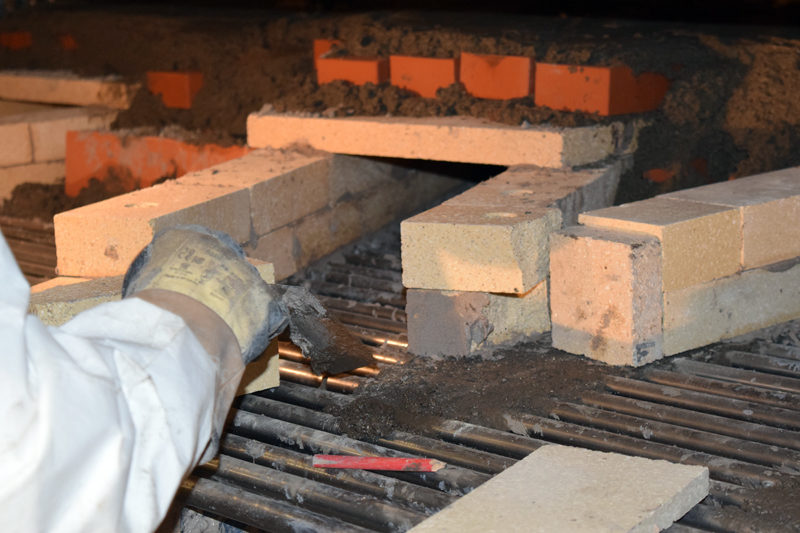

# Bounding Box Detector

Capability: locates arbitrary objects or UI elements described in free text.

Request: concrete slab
[247,110,639,168]
[410,444,708,533]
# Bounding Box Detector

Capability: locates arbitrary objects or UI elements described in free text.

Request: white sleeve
[0,234,235,533]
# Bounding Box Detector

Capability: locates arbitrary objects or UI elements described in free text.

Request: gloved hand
[121,226,289,460]
[122,225,288,363]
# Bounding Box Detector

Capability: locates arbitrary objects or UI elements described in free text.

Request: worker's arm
[0,227,286,533]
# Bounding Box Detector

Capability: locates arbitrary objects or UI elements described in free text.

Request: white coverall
[0,232,244,533]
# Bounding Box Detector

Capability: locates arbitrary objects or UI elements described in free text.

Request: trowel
[272,285,375,376]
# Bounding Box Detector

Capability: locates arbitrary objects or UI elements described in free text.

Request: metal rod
[552,402,800,471]
[236,394,340,431]
[321,270,405,295]
[181,476,372,533]
[605,375,800,430]
[342,252,402,272]
[258,380,352,410]
[279,360,363,393]
[429,419,547,460]
[709,480,749,508]
[582,391,800,451]
[202,455,427,532]
[237,395,512,475]
[679,501,761,532]
[229,409,490,495]
[319,295,407,323]
[278,343,382,377]
[330,308,408,335]
[327,262,403,283]
[663,523,711,533]
[753,340,800,361]
[377,431,516,475]
[723,350,800,379]
[646,369,800,412]
[504,412,783,487]
[301,280,405,309]
[672,358,800,394]
[220,433,455,514]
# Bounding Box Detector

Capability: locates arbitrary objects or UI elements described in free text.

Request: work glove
[122,225,288,363]
[121,226,289,460]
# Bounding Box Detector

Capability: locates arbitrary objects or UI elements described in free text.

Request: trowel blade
[276,285,375,375]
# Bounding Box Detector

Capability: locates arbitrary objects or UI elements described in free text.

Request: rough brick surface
[0,100,57,117]
[316,57,389,86]
[28,106,117,162]
[580,197,741,291]
[410,444,708,533]
[0,71,139,109]
[243,226,297,282]
[662,167,800,269]
[0,120,32,166]
[459,52,534,100]
[246,159,462,281]
[390,56,459,98]
[402,205,562,293]
[65,130,250,196]
[550,225,663,366]
[55,181,250,277]
[146,71,204,109]
[28,275,123,326]
[0,161,65,200]
[179,148,332,235]
[664,258,800,355]
[407,282,549,357]
[535,63,669,116]
[247,111,639,168]
[443,160,625,226]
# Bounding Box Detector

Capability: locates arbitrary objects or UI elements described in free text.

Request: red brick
[316,56,389,86]
[390,55,458,98]
[64,130,250,197]
[313,38,342,68]
[146,71,204,109]
[0,31,32,50]
[643,168,675,184]
[459,52,534,100]
[59,34,78,51]
[535,63,669,116]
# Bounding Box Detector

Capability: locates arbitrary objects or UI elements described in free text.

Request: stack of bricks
[0,70,141,199]
[0,104,118,200]
[53,149,462,281]
[550,167,800,366]
[401,161,627,357]
[312,39,670,115]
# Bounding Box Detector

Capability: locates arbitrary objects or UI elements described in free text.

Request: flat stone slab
[410,444,708,533]
[247,110,639,168]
